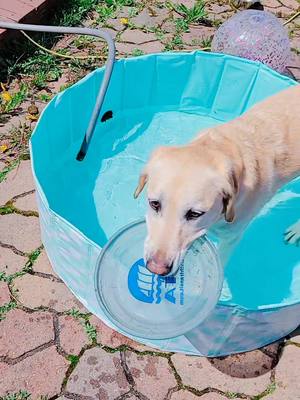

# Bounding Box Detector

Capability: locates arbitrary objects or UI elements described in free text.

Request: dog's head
[134,144,241,275]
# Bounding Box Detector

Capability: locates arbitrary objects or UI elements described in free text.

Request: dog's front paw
[284,219,300,247]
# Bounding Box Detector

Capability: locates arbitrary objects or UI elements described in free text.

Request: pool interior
[36,108,300,311]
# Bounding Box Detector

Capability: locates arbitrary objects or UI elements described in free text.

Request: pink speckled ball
[211,10,291,73]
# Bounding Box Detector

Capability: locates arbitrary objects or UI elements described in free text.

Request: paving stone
[125,351,177,400]
[291,35,300,52]
[0,346,69,398]
[264,0,282,8]
[33,250,58,277]
[182,26,215,45]
[67,347,130,398]
[209,348,275,379]
[207,3,232,14]
[117,5,135,18]
[275,5,296,17]
[117,40,164,54]
[265,345,300,400]
[14,192,38,213]
[171,0,197,7]
[160,19,177,34]
[0,281,10,306]
[131,7,169,28]
[0,247,26,275]
[206,3,233,23]
[172,350,273,396]
[120,29,157,43]
[105,18,125,31]
[90,315,156,352]
[0,161,35,205]
[138,41,164,53]
[14,274,85,311]
[200,394,239,400]
[0,214,41,253]
[280,0,300,9]
[59,315,88,355]
[171,391,231,400]
[171,390,204,399]
[0,309,53,359]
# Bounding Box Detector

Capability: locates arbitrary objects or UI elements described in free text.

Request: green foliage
[131,48,145,56]
[67,354,80,368]
[175,1,207,24]
[0,391,31,400]
[1,84,28,113]
[0,301,17,321]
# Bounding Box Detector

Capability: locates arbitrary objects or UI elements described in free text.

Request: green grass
[19,53,62,89]
[57,0,99,26]
[2,0,100,83]
[38,93,53,102]
[65,308,97,342]
[175,1,207,24]
[95,0,136,23]
[28,248,42,264]
[0,160,18,183]
[73,35,95,50]
[66,308,86,319]
[131,48,145,56]
[84,320,97,342]
[67,354,80,368]
[0,247,42,285]
[226,392,239,399]
[200,37,212,48]
[0,203,15,215]
[0,301,17,321]
[95,3,116,22]
[0,391,31,400]
[175,18,189,33]
[164,35,184,51]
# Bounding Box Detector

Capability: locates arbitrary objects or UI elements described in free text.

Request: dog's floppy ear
[222,168,240,223]
[134,173,148,199]
[222,191,235,223]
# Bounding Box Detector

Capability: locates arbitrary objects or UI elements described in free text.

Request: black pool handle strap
[0,21,116,161]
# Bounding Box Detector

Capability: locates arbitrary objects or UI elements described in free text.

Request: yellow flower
[120,17,129,25]
[26,114,39,121]
[0,144,8,152]
[0,82,12,103]
[1,91,12,102]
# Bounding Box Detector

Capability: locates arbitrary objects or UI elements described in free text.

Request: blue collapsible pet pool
[7,22,299,356]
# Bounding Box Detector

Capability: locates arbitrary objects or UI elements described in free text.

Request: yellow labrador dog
[134,85,300,276]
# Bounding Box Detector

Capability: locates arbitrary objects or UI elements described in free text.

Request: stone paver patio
[1,0,300,398]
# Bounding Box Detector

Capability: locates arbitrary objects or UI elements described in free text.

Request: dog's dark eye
[185,210,205,221]
[149,200,161,212]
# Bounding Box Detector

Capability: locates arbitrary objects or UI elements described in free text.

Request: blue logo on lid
[128,258,184,305]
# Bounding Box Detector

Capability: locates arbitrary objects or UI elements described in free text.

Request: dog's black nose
[157,264,173,276]
[146,260,173,276]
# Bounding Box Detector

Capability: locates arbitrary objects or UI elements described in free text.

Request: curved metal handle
[0,21,116,161]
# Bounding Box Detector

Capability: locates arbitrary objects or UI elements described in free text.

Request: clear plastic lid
[94,219,223,339]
